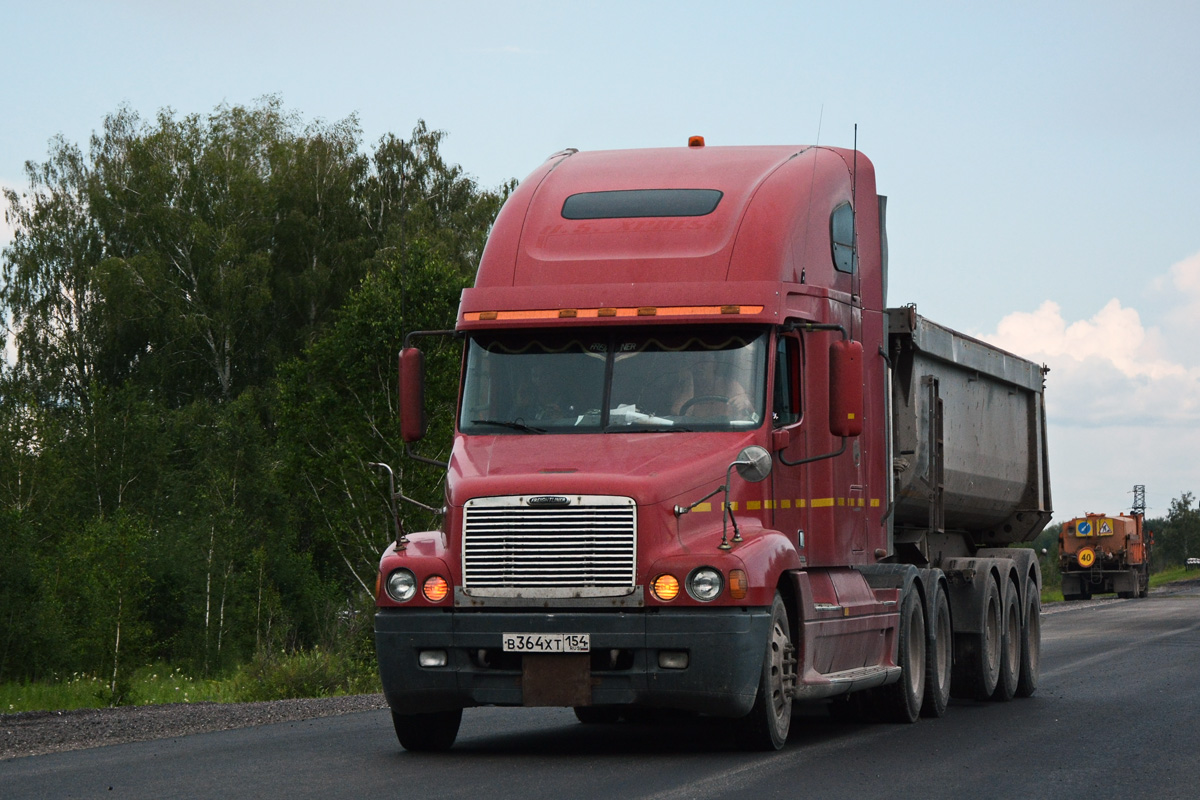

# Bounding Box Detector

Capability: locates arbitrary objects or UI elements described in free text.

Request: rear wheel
[952,576,1001,701]
[992,580,1021,701]
[1016,576,1041,698]
[391,708,462,752]
[881,584,926,723]
[921,583,952,718]
[739,592,795,750]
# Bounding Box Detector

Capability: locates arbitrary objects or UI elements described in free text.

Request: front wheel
[739,592,795,750]
[574,706,621,724]
[391,708,462,752]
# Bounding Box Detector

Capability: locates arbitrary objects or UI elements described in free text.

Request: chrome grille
[462,495,636,595]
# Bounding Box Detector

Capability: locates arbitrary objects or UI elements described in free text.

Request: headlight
[385,569,417,602]
[687,567,723,602]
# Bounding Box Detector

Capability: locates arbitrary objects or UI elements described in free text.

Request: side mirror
[399,347,427,443]
[829,340,863,437]
[734,445,772,483]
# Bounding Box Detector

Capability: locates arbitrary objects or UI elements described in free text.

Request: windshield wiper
[470,419,546,434]
[620,425,693,433]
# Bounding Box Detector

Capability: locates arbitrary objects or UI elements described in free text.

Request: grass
[1041,563,1199,604]
[1,651,379,715]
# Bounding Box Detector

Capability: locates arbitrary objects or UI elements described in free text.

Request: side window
[831,202,857,274]
[773,335,802,427]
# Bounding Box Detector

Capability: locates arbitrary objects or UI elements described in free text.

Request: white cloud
[980,251,1200,519]
[983,295,1200,427]
[1152,251,1200,354]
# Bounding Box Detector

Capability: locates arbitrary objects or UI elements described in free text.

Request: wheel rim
[935,601,952,687]
[1004,597,1021,675]
[984,592,1001,675]
[1026,600,1041,671]
[907,604,926,698]
[767,615,795,726]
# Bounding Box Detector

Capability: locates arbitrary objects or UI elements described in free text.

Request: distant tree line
[0,97,510,687]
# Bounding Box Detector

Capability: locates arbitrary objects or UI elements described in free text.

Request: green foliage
[1154,492,1200,567]
[226,645,378,702]
[0,98,505,691]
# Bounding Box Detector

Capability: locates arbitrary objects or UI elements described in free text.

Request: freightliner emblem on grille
[527,495,571,507]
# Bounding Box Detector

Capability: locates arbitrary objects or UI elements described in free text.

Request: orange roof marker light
[464,305,763,322]
[688,135,705,147]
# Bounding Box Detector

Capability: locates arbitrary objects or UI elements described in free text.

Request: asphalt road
[6,589,1200,800]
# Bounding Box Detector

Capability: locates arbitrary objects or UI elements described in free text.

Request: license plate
[502,633,590,653]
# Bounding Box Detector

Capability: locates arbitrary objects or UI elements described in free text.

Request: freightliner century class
[374,138,1053,751]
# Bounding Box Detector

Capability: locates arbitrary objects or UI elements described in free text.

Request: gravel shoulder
[1,694,387,761]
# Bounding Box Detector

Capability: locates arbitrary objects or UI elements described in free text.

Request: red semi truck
[376,140,1052,751]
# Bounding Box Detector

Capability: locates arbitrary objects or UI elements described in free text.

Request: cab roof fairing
[460,145,881,328]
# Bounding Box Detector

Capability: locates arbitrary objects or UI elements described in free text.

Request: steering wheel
[679,395,730,415]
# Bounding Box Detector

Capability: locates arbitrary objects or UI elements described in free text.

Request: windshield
[459,327,767,434]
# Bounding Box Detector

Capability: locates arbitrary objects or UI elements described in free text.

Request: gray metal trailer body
[886,305,1053,564]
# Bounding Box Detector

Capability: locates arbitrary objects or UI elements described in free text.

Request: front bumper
[375,606,770,717]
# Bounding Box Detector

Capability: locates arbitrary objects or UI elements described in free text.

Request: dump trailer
[375,139,1052,751]
[1060,485,1151,599]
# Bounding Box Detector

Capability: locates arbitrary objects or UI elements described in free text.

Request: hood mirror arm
[674,445,772,551]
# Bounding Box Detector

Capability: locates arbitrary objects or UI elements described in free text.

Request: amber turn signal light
[652,574,680,602]
[423,575,450,602]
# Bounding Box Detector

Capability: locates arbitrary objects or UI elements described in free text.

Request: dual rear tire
[951,572,1039,702]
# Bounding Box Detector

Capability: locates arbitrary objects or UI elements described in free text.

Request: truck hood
[447,431,761,508]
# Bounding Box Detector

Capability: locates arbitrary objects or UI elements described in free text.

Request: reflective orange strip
[686,497,883,512]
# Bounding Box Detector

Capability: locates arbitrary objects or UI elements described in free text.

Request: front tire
[391,708,462,752]
[740,592,795,750]
[574,706,621,724]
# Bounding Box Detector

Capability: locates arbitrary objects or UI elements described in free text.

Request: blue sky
[2,1,1198,522]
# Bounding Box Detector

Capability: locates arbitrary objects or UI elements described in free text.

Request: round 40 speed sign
[1077,547,1096,568]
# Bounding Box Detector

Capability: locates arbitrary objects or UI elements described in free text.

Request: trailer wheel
[921,583,952,718]
[1138,566,1150,598]
[391,708,462,752]
[881,584,926,723]
[952,576,1001,701]
[739,592,794,750]
[1016,577,1040,698]
[991,581,1021,701]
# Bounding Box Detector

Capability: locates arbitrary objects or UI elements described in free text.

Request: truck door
[770,331,811,562]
